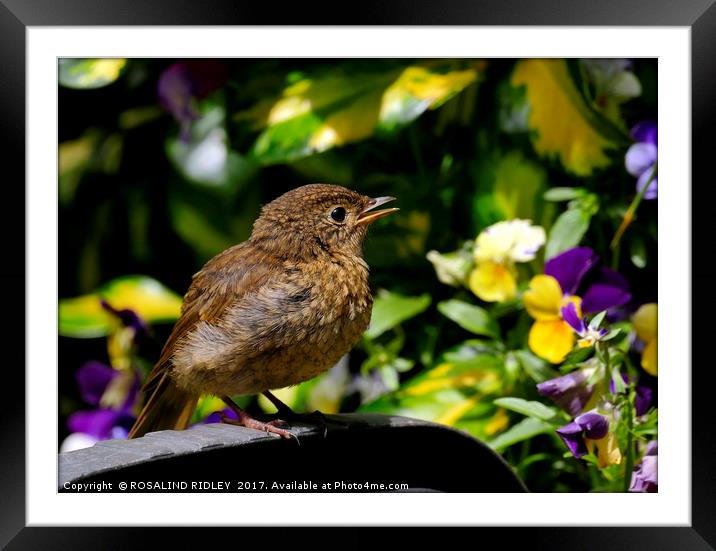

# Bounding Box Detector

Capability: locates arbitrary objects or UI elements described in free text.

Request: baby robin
[128,184,398,439]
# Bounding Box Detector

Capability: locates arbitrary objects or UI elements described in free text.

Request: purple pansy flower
[629,440,658,492]
[100,299,149,340]
[625,120,657,200]
[561,302,609,348]
[158,59,228,141]
[545,247,632,313]
[68,409,136,440]
[536,366,596,417]
[556,410,609,458]
[201,407,239,425]
[634,386,653,417]
[66,361,139,441]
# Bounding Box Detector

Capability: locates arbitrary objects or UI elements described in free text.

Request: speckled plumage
[129,184,396,438]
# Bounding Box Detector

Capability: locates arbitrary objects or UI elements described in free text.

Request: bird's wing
[141,241,280,396]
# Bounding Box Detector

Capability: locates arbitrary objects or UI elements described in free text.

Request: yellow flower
[511,59,616,176]
[474,219,546,264]
[632,303,657,376]
[587,432,623,468]
[468,261,517,302]
[523,274,581,364]
[468,219,545,303]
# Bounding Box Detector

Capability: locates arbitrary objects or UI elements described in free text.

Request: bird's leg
[219,395,294,440]
[261,390,348,438]
[262,390,296,417]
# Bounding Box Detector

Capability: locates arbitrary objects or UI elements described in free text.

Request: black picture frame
[3,0,711,547]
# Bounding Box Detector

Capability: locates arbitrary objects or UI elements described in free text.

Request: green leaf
[543,187,584,202]
[611,366,627,394]
[563,346,596,367]
[168,197,235,262]
[59,59,127,89]
[589,310,607,330]
[437,299,499,338]
[513,350,559,383]
[358,352,505,439]
[365,290,431,339]
[59,276,182,338]
[377,365,400,391]
[488,417,555,451]
[237,61,483,165]
[493,397,561,423]
[545,208,591,259]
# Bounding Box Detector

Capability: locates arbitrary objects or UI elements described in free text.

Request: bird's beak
[356,196,399,226]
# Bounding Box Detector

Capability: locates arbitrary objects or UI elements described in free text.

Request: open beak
[356,196,399,226]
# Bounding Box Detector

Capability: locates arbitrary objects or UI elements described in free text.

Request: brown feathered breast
[165,239,372,397]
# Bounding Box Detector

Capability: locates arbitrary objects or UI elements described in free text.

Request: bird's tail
[128,365,197,439]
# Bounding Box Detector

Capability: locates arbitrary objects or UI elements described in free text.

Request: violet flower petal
[556,421,588,458]
[625,142,657,177]
[100,299,149,338]
[575,411,609,440]
[645,440,658,456]
[537,369,594,417]
[580,267,631,313]
[635,385,653,416]
[631,120,658,146]
[636,170,658,200]
[629,455,658,492]
[68,409,121,440]
[202,407,239,425]
[545,247,599,296]
[561,302,586,335]
[75,361,117,406]
[157,60,227,143]
[158,63,197,122]
[111,426,130,440]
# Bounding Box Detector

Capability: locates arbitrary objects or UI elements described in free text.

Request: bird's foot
[219,396,297,442]
[274,409,349,438]
[261,391,347,437]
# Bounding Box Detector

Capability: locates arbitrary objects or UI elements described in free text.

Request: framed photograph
[5,0,711,547]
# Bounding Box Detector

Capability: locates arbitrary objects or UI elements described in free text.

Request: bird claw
[273,410,348,438]
[218,412,297,442]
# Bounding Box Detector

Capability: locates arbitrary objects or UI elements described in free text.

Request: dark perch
[59,414,527,492]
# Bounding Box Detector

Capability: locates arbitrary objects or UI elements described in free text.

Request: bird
[128,184,398,439]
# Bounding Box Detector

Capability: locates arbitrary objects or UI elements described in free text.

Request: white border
[28,27,690,526]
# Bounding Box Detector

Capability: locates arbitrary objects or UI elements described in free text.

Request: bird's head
[251,184,398,259]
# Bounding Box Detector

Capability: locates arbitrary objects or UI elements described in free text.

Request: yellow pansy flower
[632,303,657,376]
[587,431,623,468]
[523,247,632,364]
[523,274,582,364]
[468,219,545,303]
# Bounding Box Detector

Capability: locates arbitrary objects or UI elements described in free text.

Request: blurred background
[59,58,658,492]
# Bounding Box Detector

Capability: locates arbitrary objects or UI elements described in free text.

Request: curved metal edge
[58,414,526,491]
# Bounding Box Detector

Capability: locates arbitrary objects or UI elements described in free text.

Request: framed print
[3,0,712,547]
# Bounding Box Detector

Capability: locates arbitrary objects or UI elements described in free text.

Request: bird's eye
[330,207,347,222]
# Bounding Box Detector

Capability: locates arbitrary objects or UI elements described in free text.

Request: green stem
[611,241,621,270]
[599,343,612,389]
[623,392,635,492]
[610,164,657,250]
